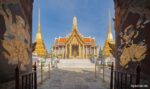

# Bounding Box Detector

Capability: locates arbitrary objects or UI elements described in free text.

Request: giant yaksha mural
[0,0,33,83]
[118,14,149,68]
[113,1,150,86]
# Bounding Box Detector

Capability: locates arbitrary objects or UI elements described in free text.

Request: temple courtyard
[37,59,110,89]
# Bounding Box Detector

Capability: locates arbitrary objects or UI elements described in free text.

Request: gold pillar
[57,46,60,55]
[62,46,63,58]
[83,45,85,59]
[87,46,89,56]
[79,45,81,59]
[93,47,95,56]
[65,45,68,58]
[95,47,97,57]
[61,46,62,58]
[63,46,65,59]
[69,45,72,59]
[59,47,60,55]
[85,46,87,59]
[81,45,83,59]
[89,46,91,55]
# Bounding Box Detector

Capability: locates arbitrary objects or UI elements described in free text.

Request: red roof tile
[84,38,92,42]
[58,38,66,42]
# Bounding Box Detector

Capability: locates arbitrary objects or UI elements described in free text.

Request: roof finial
[72,16,78,31]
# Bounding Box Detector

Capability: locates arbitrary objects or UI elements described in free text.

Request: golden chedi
[103,12,115,57]
[32,9,47,57]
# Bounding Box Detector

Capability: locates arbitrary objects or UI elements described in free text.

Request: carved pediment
[66,30,84,45]
[70,36,80,45]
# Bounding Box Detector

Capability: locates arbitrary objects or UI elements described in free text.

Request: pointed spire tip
[72,16,78,31]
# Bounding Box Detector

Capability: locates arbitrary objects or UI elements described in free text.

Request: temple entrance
[72,45,79,58]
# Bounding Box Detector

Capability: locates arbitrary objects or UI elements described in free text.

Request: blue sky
[32,0,115,52]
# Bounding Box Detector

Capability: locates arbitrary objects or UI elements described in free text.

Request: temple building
[32,9,47,57]
[52,16,98,59]
[102,13,115,57]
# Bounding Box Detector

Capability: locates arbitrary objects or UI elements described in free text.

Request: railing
[15,63,37,89]
[110,63,141,89]
[95,62,106,81]
[38,62,51,84]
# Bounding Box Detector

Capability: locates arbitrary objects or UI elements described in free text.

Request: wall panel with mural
[0,0,33,83]
[114,0,150,85]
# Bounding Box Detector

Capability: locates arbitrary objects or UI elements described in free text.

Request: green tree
[98,47,103,60]
[98,47,107,64]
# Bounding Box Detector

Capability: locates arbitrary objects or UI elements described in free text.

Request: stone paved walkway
[38,68,110,89]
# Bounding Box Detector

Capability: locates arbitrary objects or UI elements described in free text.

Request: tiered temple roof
[53,16,97,48]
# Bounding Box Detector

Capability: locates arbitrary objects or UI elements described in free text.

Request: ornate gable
[66,30,84,45]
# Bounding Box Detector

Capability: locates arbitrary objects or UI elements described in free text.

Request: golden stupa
[32,8,47,57]
[102,12,115,57]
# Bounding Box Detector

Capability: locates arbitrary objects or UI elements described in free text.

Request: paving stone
[38,67,110,89]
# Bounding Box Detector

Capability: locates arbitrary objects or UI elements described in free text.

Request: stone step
[57,59,95,68]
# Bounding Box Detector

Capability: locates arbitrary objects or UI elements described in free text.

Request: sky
[32,0,115,53]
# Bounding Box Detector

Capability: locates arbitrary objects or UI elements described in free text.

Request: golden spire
[35,1,42,41]
[102,11,115,57]
[72,16,78,31]
[38,0,41,33]
[33,0,47,57]
[107,11,113,42]
[38,8,41,33]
